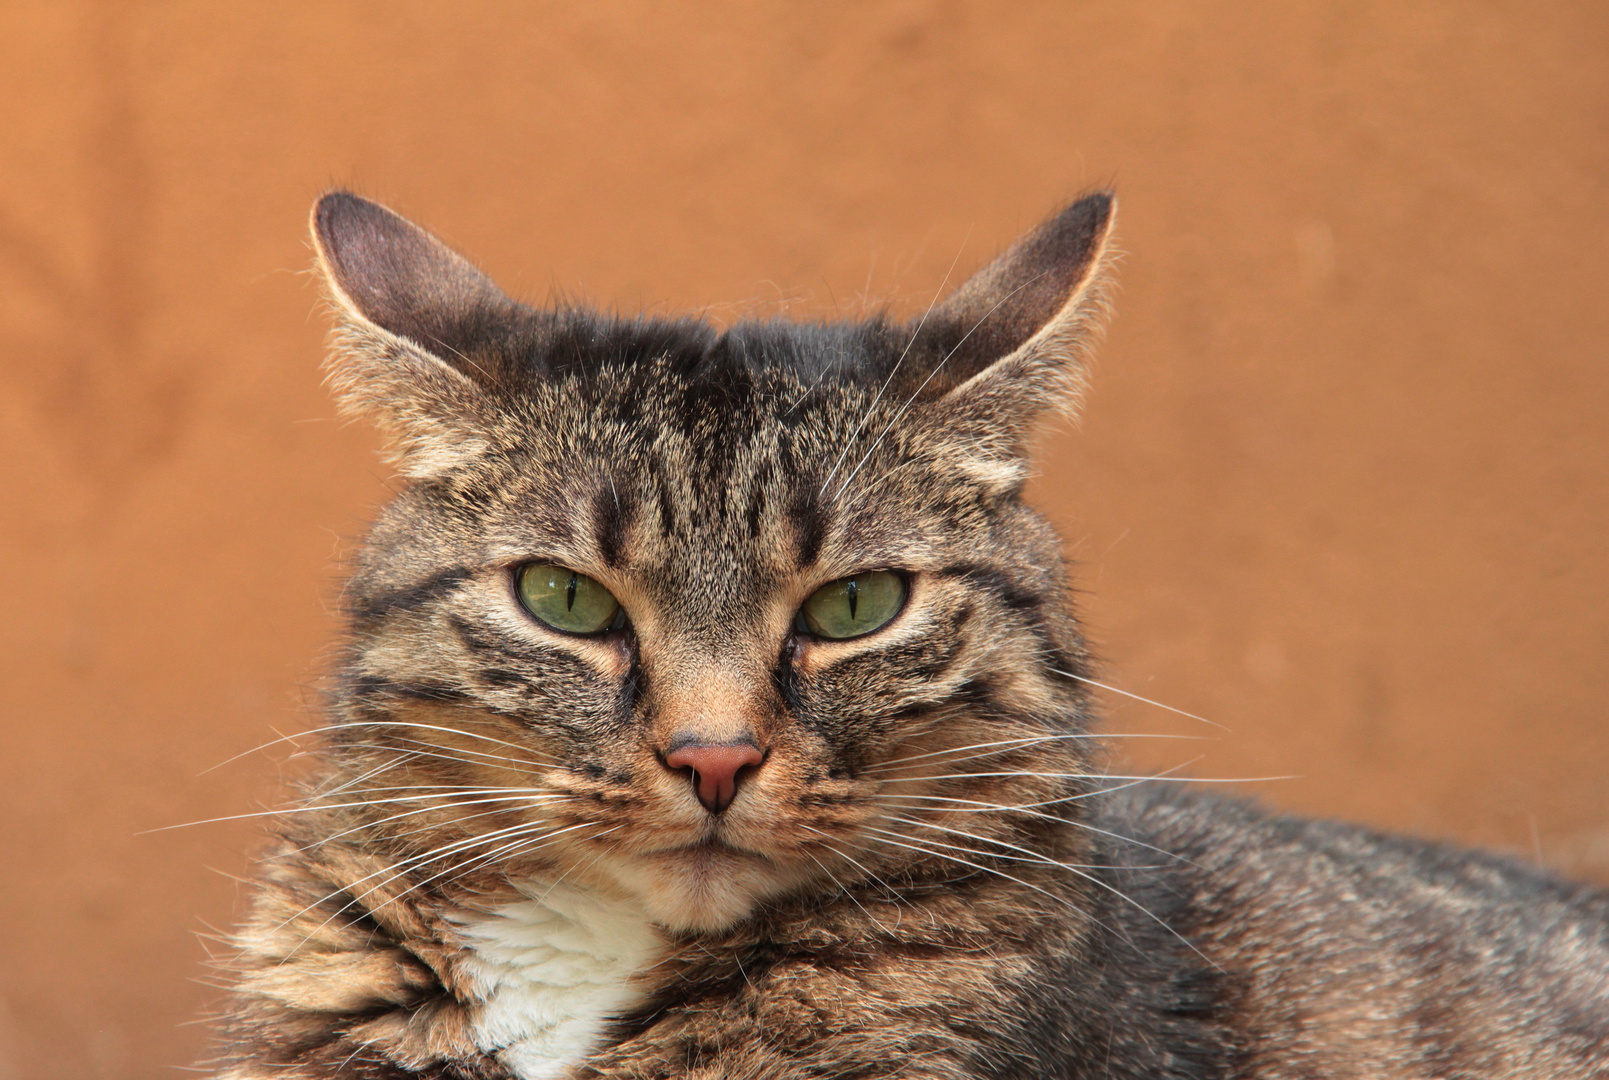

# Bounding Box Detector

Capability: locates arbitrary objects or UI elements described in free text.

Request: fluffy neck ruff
[452,882,665,1080]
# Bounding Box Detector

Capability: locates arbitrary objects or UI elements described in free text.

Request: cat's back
[1097,785,1609,1077]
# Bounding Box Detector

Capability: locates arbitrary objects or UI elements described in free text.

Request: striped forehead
[589,401,825,587]
[501,359,926,604]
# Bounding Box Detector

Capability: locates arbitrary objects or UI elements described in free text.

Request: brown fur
[207,192,1609,1079]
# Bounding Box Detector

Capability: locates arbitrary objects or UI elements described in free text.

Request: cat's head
[311,191,1114,932]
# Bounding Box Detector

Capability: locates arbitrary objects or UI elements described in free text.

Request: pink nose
[663,740,765,813]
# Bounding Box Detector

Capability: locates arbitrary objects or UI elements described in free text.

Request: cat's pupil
[845,578,859,619]
[566,572,578,612]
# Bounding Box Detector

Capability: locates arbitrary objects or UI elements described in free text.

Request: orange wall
[2,4,1606,1076]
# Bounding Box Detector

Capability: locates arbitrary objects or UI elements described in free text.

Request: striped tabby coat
[209,192,1609,1079]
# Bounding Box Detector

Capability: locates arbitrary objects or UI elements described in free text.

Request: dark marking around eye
[448,614,565,666]
[352,566,474,622]
[937,563,1044,614]
[348,675,472,706]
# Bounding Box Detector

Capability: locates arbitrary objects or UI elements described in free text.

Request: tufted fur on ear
[311,191,530,479]
[920,192,1117,490]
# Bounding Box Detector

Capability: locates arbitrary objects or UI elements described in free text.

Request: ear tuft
[310,191,522,478]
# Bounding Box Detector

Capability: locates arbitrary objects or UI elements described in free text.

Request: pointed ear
[311,191,525,478]
[925,192,1115,414]
[918,192,1116,489]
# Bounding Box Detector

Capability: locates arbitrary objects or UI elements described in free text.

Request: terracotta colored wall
[2,3,1605,1076]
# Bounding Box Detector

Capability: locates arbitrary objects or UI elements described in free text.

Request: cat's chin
[598,844,811,934]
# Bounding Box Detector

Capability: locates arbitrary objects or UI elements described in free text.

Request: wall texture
[1,3,1605,1076]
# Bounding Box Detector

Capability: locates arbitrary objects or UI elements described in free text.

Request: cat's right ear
[311,191,523,478]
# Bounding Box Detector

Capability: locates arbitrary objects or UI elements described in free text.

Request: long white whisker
[876,817,1159,873]
[1051,670,1229,731]
[314,752,426,798]
[346,735,553,770]
[864,732,1203,774]
[333,741,550,775]
[271,794,574,856]
[201,719,556,775]
[872,763,1217,785]
[875,793,1192,864]
[438,823,624,895]
[143,791,572,833]
[802,848,895,936]
[856,824,1114,928]
[798,825,907,903]
[861,824,1219,971]
[376,821,612,914]
[279,819,594,959]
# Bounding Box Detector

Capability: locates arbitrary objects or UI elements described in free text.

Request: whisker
[143,791,572,833]
[270,794,574,856]
[377,821,613,914]
[802,848,895,936]
[201,720,556,775]
[875,817,1162,873]
[872,763,1201,785]
[870,762,1295,788]
[332,741,552,775]
[354,734,554,770]
[860,824,1219,971]
[871,792,1191,864]
[799,825,910,910]
[313,752,427,798]
[278,819,596,959]
[876,758,1202,811]
[856,824,1106,922]
[864,732,1204,774]
[295,782,559,799]
[1051,669,1229,731]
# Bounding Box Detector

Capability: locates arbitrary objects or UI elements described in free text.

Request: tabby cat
[210,190,1609,1079]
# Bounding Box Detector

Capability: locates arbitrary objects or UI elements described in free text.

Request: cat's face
[314,193,1114,931]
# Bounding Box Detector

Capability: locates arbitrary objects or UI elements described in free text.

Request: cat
[209,190,1609,1079]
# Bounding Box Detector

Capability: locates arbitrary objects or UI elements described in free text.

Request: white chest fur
[452,883,665,1080]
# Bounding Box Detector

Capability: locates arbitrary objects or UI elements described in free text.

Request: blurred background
[2,2,1606,1076]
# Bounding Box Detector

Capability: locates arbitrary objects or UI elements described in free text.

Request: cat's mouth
[595,830,816,932]
[655,836,769,863]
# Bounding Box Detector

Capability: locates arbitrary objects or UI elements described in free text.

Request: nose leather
[663,740,765,813]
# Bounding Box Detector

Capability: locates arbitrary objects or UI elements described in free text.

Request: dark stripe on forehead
[591,481,633,567]
[745,469,769,540]
[789,489,829,568]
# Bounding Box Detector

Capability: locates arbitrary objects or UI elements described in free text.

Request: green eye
[515,564,625,635]
[797,571,906,640]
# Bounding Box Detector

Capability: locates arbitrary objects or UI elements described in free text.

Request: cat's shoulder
[1104,780,1609,918]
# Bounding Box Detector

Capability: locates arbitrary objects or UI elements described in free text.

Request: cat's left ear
[918,192,1116,477]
